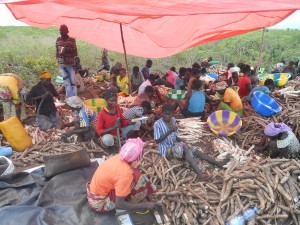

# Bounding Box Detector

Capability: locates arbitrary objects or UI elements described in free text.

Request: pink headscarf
[120,138,144,163]
[264,122,291,137]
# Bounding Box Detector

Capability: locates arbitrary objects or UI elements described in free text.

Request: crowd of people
[1,24,299,214]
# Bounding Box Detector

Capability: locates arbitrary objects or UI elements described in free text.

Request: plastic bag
[0,156,15,176]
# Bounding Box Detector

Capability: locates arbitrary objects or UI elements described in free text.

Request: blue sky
[0,4,299,28]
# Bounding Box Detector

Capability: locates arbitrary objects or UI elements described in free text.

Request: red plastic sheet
[5,0,300,58]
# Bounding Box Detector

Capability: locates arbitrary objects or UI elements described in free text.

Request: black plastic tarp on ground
[0,162,119,225]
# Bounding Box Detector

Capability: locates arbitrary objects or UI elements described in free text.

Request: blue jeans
[121,121,141,139]
[37,112,62,131]
[59,66,77,97]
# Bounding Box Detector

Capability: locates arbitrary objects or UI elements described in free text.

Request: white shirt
[138,79,152,95]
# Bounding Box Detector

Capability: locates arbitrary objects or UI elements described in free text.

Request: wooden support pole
[255,28,266,75]
[120,23,131,94]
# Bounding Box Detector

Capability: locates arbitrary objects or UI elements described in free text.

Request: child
[95,90,129,148]
[131,66,145,93]
[154,104,226,181]
[174,67,186,90]
[174,79,208,119]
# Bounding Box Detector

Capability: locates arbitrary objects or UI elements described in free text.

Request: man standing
[100,48,110,71]
[56,24,78,97]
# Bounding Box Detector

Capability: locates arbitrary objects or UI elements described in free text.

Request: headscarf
[65,96,84,108]
[215,81,228,91]
[40,71,52,79]
[264,122,291,137]
[115,62,122,69]
[120,138,144,163]
[233,66,241,73]
[228,67,238,79]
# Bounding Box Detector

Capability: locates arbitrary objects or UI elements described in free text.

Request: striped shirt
[154,118,178,157]
[123,106,144,120]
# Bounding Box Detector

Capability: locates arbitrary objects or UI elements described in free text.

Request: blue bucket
[251,91,281,117]
[208,73,218,80]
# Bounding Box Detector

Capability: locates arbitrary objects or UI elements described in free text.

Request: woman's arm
[115,196,156,211]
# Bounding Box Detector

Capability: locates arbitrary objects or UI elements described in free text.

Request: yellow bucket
[105,73,111,80]
[84,98,106,113]
[95,75,104,81]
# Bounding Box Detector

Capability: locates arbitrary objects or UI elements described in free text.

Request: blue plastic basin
[251,91,281,117]
[208,73,218,80]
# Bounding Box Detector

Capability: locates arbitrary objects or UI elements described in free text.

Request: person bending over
[255,122,299,159]
[87,138,157,213]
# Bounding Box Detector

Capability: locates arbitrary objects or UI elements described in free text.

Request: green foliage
[0,26,299,87]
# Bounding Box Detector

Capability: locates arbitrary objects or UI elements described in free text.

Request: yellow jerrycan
[0,116,32,151]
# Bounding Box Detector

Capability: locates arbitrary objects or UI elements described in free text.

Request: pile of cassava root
[140,141,300,225]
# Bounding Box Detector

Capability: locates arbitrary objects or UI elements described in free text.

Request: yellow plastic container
[105,73,111,80]
[96,73,111,81]
[258,73,290,87]
[0,116,32,151]
[95,75,104,81]
[84,98,107,113]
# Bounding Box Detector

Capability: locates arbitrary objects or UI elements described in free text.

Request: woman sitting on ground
[95,90,129,148]
[255,122,300,158]
[173,79,208,119]
[87,138,157,213]
[216,81,244,117]
[116,68,129,96]
[162,69,177,88]
[61,96,97,142]
[237,64,252,98]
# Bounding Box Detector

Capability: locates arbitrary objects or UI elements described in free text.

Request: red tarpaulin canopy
[4,0,300,58]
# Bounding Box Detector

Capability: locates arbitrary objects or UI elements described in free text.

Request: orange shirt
[89,154,133,197]
[223,88,243,111]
